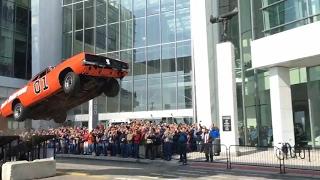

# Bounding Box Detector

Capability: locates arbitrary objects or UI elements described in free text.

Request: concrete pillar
[190,0,218,128]
[216,42,239,147]
[88,98,98,131]
[269,67,295,147]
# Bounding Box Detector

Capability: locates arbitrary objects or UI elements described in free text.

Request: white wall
[31,0,62,76]
[251,21,320,69]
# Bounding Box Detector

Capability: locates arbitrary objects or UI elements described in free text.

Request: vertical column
[88,98,99,131]
[269,67,295,146]
[216,42,239,147]
[190,0,218,128]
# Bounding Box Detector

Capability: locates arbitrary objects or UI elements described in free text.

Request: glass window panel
[0,28,14,77]
[15,6,28,34]
[148,78,162,110]
[96,0,107,26]
[133,78,147,111]
[176,0,189,9]
[108,0,120,24]
[177,75,192,109]
[133,18,145,48]
[147,15,160,45]
[176,8,191,41]
[120,20,133,50]
[107,51,120,59]
[120,50,133,78]
[96,26,107,54]
[161,0,174,12]
[133,48,146,77]
[63,32,72,59]
[85,0,94,28]
[107,95,120,112]
[133,0,145,18]
[120,80,133,112]
[63,5,72,32]
[161,12,175,43]
[107,23,119,51]
[162,76,177,110]
[177,41,191,76]
[14,33,27,79]
[309,66,320,81]
[161,43,175,75]
[121,0,132,21]
[64,0,73,5]
[147,46,160,78]
[2,1,15,29]
[97,95,107,113]
[147,0,159,15]
[74,2,83,30]
[73,0,83,3]
[85,28,94,53]
[74,30,83,54]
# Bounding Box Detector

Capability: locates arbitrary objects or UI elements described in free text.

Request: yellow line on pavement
[56,171,109,179]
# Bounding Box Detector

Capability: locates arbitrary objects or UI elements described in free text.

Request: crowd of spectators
[11,120,221,164]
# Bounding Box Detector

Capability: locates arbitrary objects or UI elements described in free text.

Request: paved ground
[42,158,320,180]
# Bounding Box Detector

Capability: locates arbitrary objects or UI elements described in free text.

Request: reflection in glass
[14,33,27,79]
[148,78,162,110]
[147,46,160,78]
[85,0,94,28]
[96,0,107,26]
[133,18,145,48]
[176,0,189,10]
[134,78,147,111]
[147,15,160,45]
[120,50,133,78]
[162,76,177,110]
[147,0,159,15]
[74,30,83,54]
[120,80,133,112]
[108,0,120,24]
[120,20,133,50]
[121,0,132,21]
[107,95,120,112]
[176,8,191,41]
[161,43,175,75]
[96,26,107,54]
[161,0,174,12]
[63,32,72,59]
[1,1,15,29]
[85,28,94,53]
[161,12,175,43]
[177,41,191,75]
[178,75,192,109]
[108,23,119,51]
[63,5,72,32]
[133,48,146,76]
[97,95,107,113]
[133,0,146,18]
[74,2,83,30]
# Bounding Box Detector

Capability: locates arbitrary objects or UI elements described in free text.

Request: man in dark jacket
[178,127,188,165]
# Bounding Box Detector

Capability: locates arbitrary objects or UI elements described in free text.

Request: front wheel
[13,103,27,122]
[103,78,120,97]
[63,72,80,95]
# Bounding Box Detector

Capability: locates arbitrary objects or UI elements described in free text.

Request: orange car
[0,52,128,123]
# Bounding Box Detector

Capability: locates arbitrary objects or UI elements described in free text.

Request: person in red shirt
[132,129,141,158]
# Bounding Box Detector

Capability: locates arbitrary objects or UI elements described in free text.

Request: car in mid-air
[0,52,129,123]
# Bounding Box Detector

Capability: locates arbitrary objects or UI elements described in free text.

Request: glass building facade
[232,0,320,147]
[0,0,31,80]
[62,0,192,116]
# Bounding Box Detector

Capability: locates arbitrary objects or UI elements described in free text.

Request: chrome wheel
[14,104,22,119]
[64,75,73,90]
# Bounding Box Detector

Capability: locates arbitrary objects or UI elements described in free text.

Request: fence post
[228,145,232,169]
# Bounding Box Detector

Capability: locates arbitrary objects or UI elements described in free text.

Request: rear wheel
[63,72,80,95]
[13,103,27,122]
[53,113,67,124]
[103,78,120,97]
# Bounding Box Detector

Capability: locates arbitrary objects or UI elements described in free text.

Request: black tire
[63,72,80,95]
[13,103,27,122]
[103,78,120,97]
[53,113,67,124]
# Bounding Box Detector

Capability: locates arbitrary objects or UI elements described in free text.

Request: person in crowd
[178,127,188,165]
[203,128,213,162]
[132,129,141,158]
[145,128,156,160]
[162,126,174,161]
